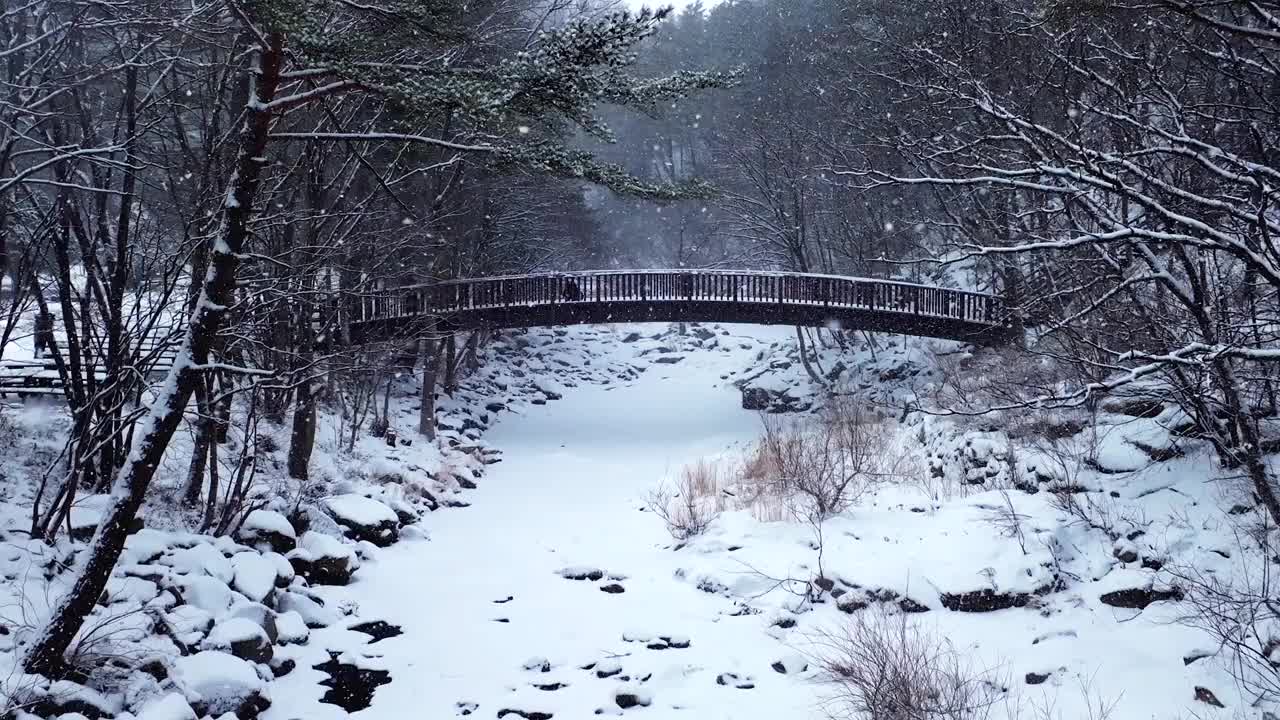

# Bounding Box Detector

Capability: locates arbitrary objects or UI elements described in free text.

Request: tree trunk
[287,379,316,482]
[21,34,285,678]
[795,326,824,386]
[443,332,457,395]
[181,376,214,505]
[418,336,440,440]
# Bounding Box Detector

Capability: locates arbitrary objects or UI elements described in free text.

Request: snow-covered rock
[275,610,310,644]
[290,531,359,585]
[164,604,214,648]
[278,590,339,628]
[201,617,272,663]
[135,692,197,720]
[323,494,401,547]
[235,510,297,554]
[230,552,276,603]
[166,542,234,584]
[172,651,269,717]
[175,574,235,615]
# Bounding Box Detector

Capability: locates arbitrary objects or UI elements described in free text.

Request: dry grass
[749,395,912,522]
[647,460,726,540]
[652,394,921,530]
[811,609,1007,720]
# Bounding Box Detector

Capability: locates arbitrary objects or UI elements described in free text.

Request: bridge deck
[346,270,1011,344]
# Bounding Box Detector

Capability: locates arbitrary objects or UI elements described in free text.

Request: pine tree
[21,0,734,677]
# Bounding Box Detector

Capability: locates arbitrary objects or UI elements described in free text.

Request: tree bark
[287,379,316,481]
[418,336,440,440]
[181,375,214,505]
[21,33,285,678]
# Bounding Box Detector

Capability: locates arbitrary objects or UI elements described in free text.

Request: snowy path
[274,336,821,719]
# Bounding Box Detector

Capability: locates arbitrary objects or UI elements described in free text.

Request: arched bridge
[346,270,1012,344]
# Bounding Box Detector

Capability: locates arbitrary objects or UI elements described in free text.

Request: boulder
[202,617,273,664]
[742,387,771,411]
[323,495,400,547]
[172,651,270,718]
[278,590,340,628]
[235,510,297,554]
[135,692,197,720]
[231,552,277,603]
[292,532,359,585]
[1099,586,1182,609]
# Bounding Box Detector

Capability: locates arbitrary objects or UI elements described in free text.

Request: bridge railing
[348,270,1007,327]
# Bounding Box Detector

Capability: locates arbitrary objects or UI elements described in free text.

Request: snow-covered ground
[264,325,1239,719]
[0,321,1264,719]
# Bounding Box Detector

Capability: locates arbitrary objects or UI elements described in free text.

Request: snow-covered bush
[646,460,724,540]
[750,395,912,521]
[813,609,1006,720]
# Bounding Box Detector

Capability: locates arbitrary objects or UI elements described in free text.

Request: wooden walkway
[346,270,1011,344]
[3,271,1010,398]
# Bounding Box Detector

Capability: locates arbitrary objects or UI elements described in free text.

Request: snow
[241,510,296,540]
[172,651,266,715]
[322,493,398,527]
[230,552,276,603]
[203,617,268,651]
[0,322,1265,720]
[298,531,358,567]
[177,574,235,615]
[135,692,197,720]
[167,542,234,584]
[257,324,1248,720]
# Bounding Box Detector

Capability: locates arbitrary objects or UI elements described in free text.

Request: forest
[1,0,1279,718]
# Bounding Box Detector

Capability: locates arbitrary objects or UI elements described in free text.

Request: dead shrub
[812,609,1006,720]
[751,395,909,521]
[647,460,724,540]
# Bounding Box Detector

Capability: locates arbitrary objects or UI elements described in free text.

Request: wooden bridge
[346,270,1011,344]
[2,271,1009,398]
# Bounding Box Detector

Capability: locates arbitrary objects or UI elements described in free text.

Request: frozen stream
[275,332,821,718]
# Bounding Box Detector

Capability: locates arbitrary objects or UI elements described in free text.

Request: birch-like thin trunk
[21,34,285,677]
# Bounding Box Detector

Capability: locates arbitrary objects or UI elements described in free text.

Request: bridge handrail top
[400,270,1000,299]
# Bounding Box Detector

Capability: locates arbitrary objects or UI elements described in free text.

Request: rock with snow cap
[322,494,400,547]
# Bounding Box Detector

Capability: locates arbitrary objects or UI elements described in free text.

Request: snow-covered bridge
[346,270,1012,345]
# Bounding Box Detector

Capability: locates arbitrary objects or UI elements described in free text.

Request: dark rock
[559,568,605,581]
[271,657,296,678]
[1183,650,1213,666]
[313,651,392,713]
[485,402,506,413]
[498,710,553,720]
[1101,396,1165,419]
[741,387,771,411]
[940,588,1033,613]
[1194,686,1225,708]
[622,333,642,343]
[1113,545,1139,564]
[716,672,755,689]
[455,701,478,715]
[600,583,625,594]
[1228,504,1254,516]
[898,597,931,613]
[692,327,717,341]
[534,683,567,692]
[772,617,797,629]
[615,692,650,709]
[1099,587,1183,609]
[350,620,403,643]
[1025,672,1051,685]
[323,495,400,547]
[654,355,685,365]
[457,476,478,490]
[494,595,514,604]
